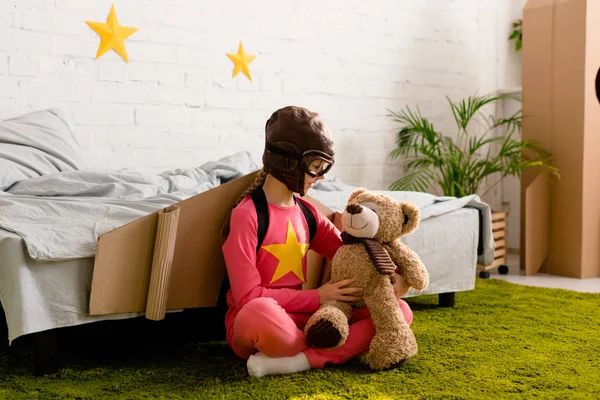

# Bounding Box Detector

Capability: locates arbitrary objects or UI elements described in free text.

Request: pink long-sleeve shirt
[222,194,343,342]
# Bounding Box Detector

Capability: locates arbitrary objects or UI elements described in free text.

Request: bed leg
[32,329,59,376]
[438,292,455,308]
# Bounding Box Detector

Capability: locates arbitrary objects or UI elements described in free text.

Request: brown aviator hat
[262,106,335,196]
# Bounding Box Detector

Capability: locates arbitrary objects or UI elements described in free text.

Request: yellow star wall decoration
[262,220,310,284]
[85,4,138,63]
[226,41,256,81]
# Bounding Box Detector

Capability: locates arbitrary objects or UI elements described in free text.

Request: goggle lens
[306,160,333,177]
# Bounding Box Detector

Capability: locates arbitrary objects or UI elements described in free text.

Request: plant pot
[477,211,509,278]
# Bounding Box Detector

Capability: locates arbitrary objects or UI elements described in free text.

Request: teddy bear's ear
[348,187,368,203]
[399,202,420,235]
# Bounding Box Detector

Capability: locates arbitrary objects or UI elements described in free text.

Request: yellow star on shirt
[85,4,138,63]
[226,41,256,81]
[262,220,310,284]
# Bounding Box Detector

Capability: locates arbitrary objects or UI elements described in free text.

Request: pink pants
[229,297,413,369]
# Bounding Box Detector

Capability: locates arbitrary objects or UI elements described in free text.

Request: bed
[0,109,494,375]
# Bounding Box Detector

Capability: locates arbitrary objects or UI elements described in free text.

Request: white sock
[247,351,311,378]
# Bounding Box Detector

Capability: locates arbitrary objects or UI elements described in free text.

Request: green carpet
[1,279,599,399]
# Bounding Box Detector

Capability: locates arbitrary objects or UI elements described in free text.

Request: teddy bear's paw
[304,307,350,348]
[306,320,342,348]
[367,330,418,370]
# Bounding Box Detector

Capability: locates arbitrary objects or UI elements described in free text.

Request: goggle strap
[265,142,302,160]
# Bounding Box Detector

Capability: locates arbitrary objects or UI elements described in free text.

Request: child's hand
[317,279,362,305]
[391,273,411,298]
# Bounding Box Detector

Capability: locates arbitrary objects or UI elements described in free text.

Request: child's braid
[221,169,268,241]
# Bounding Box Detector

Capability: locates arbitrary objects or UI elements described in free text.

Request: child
[221,106,414,377]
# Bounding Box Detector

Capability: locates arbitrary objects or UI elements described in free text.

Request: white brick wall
[0,0,520,203]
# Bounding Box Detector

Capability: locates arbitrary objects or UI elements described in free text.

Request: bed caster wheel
[498,265,509,275]
[479,270,490,279]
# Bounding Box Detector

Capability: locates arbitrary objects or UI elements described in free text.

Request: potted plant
[509,19,523,52]
[386,93,558,277]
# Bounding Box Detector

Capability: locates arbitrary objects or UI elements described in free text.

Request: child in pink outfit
[221,106,414,377]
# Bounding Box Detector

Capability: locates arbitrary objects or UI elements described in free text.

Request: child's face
[303,159,327,193]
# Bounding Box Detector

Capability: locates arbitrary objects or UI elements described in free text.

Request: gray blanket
[0,151,258,260]
[0,151,493,265]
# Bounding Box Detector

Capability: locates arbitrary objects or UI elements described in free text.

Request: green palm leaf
[446,93,500,132]
[389,169,434,192]
[387,93,559,197]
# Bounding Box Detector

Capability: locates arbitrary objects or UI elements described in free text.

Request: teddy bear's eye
[390,276,396,285]
[361,201,379,214]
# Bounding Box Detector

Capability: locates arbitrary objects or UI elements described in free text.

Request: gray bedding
[0,151,258,260]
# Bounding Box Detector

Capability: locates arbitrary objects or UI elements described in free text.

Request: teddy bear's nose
[346,204,362,215]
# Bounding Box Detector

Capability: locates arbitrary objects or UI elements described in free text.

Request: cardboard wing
[88,171,334,319]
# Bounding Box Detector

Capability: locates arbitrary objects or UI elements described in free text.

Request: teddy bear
[304,187,429,370]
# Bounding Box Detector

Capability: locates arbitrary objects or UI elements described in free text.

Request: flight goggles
[266,141,334,177]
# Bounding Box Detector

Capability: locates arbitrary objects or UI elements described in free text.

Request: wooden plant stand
[477,211,510,278]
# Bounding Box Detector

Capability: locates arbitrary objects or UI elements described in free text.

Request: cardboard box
[88,171,333,319]
[521,0,600,278]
